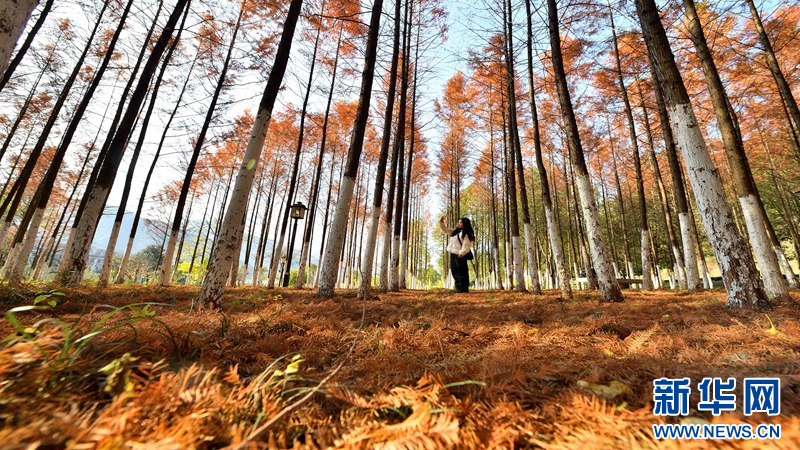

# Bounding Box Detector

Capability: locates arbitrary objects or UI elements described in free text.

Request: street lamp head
[290,202,308,220]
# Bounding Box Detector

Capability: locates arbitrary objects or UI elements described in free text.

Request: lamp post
[282,202,308,287]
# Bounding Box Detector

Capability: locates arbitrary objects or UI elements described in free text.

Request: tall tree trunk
[0,0,53,94]
[318,0,383,298]
[548,0,622,302]
[488,108,505,290]
[358,0,401,298]
[0,0,110,245]
[197,0,302,307]
[297,30,342,289]
[758,129,800,288]
[5,0,134,283]
[58,1,163,269]
[266,2,322,289]
[390,0,411,292]
[746,0,800,136]
[599,171,620,277]
[609,4,651,289]
[56,0,190,286]
[649,62,700,291]
[117,45,195,284]
[525,0,568,298]
[637,83,685,289]
[499,81,525,292]
[160,8,243,286]
[399,9,420,291]
[0,0,38,77]
[683,0,787,300]
[506,0,540,293]
[636,0,769,309]
[378,0,406,294]
[100,72,172,287]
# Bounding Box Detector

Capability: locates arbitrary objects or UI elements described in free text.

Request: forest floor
[0,285,798,449]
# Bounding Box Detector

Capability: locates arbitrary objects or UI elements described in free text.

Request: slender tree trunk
[636,0,769,309]
[549,0,622,302]
[297,30,342,289]
[390,0,411,292]
[746,0,800,136]
[197,0,302,306]
[636,83,685,289]
[0,0,53,94]
[117,48,195,284]
[5,0,136,282]
[607,129,635,277]
[160,9,242,286]
[499,67,526,292]
[242,173,263,285]
[90,88,151,285]
[400,12,421,290]
[600,172,620,277]
[266,3,322,289]
[0,0,110,246]
[759,130,800,288]
[649,63,700,291]
[683,0,786,300]
[609,5,651,289]
[318,0,383,298]
[186,180,217,284]
[505,0,539,293]
[0,0,38,78]
[58,1,163,270]
[525,0,568,298]
[377,0,405,294]
[358,0,401,298]
[56,0,190,286]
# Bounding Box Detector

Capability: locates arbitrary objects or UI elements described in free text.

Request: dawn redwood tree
[59,2,166,267]
[683,0,788,300]
[0,0,38,76]
[636,82,686,289]
[399,10,423,290]
[635,0,769,309]
[505,0,539,293]
[116,38,196,284]
[3,0,134,282]
[745,0,800,137]
[390,0,411,292]
[159,6,244,287]
[196,0,304,307]
[265,1,326,289]
[609,5,651,290]
[56,0,191,286]
[381,0,409,292]
[548,0,622,302]
[524,0,570,299]
[318,0,384,298]
[0,0,54,93]
[102,5,189,287]
[359,0,401,299]
[0,0,110,247]
[297,29,343,289]
[649,62,700,291]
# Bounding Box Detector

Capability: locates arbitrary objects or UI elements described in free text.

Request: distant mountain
[90,209,166,255]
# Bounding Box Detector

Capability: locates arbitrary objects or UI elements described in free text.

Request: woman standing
[439,216,475,292]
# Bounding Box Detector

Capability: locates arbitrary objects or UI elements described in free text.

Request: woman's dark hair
[451,217,475,242]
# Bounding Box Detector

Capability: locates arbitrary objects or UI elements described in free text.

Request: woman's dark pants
[450,253,470,293]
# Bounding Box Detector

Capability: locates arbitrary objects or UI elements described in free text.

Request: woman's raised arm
[439,217,454,235]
